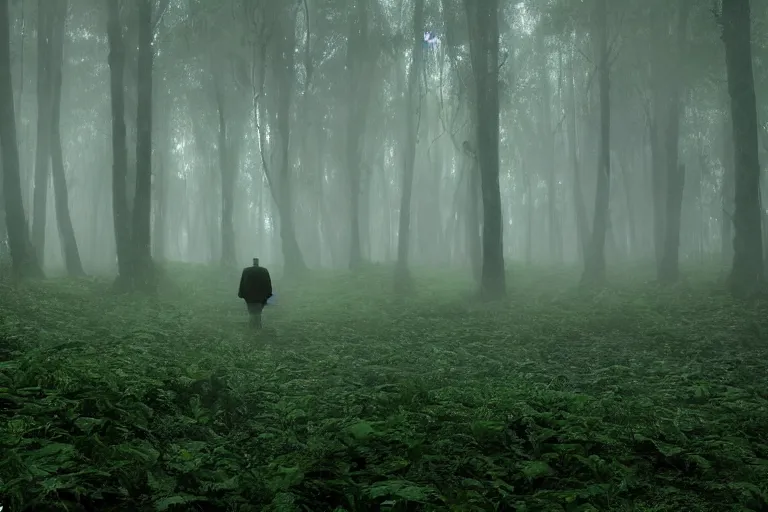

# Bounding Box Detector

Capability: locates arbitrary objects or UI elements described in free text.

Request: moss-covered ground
[1,263,767,511]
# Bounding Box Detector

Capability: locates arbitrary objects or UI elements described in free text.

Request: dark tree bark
[106,0,133,287]
[394,0,425,289]
[720,0,763,294]
[49,0,84,276]
[32,0,53,264]
[0,0,42,277]
[658,1,691,284]
[131,0,154,291]
[464,0,506,299]
[581,0,611,284]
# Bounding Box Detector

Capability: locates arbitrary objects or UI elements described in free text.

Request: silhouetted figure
[238,257,272,329]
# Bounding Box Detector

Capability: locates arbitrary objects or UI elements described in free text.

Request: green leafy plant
[1,263,767,510]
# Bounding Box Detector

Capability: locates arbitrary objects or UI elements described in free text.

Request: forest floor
[1,262,767,511]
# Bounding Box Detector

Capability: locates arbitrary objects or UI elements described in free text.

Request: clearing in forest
[1,264,767,511]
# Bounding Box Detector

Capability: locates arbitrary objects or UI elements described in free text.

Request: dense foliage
[1,265,767,511]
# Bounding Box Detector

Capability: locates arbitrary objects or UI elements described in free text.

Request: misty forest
[0,0,767,509]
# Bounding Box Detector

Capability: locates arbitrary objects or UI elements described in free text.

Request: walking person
[237,258,272,329]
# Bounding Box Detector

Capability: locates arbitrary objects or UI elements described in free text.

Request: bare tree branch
[152,0,171,34]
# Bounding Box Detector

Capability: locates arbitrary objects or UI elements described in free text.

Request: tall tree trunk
[394,0,425,289]
[14,0,24,117]
[345,0,372,270]
[107,0,132,286]
[537,32,560,263]
[273,6,306,274]
[131,0,153,290]
[442,0,480,280]
[618,156,636,254]
[214,75,237,269]
[721,0,763,294]
[257,172,265,255]
[658,1,691,284]
[465,0,506,299]
[649,10,667,276]
[0,172,6,251]
[49,0,84,276]
[32,0,52,265]
[582,0,611,284]
[567,41,589,264]
[523,163,533,264]
[466,153,481,281]
[152,100,168,262]
[0,0,41,277]
[151,78,172,263]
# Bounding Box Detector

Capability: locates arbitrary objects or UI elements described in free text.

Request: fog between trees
[2,2,768,510]
[0,0,766,295]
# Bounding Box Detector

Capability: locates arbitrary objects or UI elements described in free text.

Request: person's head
[252,258,260,267]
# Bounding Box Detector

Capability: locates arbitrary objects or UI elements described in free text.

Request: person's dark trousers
[246,302,265,328]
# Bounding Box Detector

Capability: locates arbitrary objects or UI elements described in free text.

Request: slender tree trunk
[524,164,533,264]
[14,0,24,117]
[394,0,425,289]
[0,173,6,251]
[465,0,506,299]
[649,9,667,276]
[152,113,167,262]
[618,156,636,255]
[214,76,237,268]
[32,0,52,264]
[441,0,480,278]
[466,153,481,281]
[256,173,265,256]
[49,0,84,276]
[106,0,132,286]
[582,0,611,284]
[537,32,560,263]
[721,0,763,294]
[273,7,306,274]
[659,2,691,284]
[0,0,41,277]
[152,82,170,263]
[131,0,153,290]
[567,42,589,264]
[345,0,372,270]
[360,160,371,260]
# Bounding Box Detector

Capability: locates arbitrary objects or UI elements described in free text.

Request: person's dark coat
[238,265,272,304]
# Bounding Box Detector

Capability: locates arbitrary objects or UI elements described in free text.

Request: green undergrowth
[1,262,767,511]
